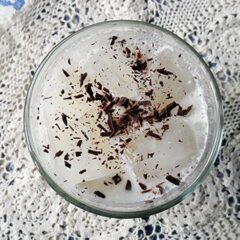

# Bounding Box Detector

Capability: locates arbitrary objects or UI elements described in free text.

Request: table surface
[0,0,239,239]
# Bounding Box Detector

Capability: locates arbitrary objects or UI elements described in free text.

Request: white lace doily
[0,0,239,239]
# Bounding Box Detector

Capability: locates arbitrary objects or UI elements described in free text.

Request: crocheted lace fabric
[0,0,239,239]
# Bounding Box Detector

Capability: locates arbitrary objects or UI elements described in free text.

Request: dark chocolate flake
[125,180,132,190]
[63,96,72,100]
[81,130,89,140]
[54,150,64,158]
[139,182,147,190]
[166,175,181,185]
[74,94,84,99]
[77,140,82,147]
[145,89,154,97]
[80,72,87,87]
[79,169,87,174]
[177,105,192,116]
[112,174,122,185]
[88,149,102,155]
[64,161,71,168]
[85,83,95,100]
[61,113,68,126]
[145,130,162,140]
[62,69,70,77]
[157,68,174,76]
[94,191,106,198]
[75,151,82,157]
[68,58,71,65]
[110,36,118,45]
[64,153,69,161]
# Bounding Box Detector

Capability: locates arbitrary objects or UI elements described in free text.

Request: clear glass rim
[24,20,224,219]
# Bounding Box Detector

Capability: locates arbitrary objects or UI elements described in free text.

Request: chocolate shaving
[77,140,82,147]
[125,138,132,144]
[75,151,82,157]
[166,175,181,185]
[64,161,71,168]
[156,183,164,194]
[145,89,154,97]
[88,149,102,155]
[107,156,114,160]
[125,180,132,190]
[61,113,68,126]
[42,144,49,149]
[154,101,178,122]
[110,36,118,45]
[145,130,162,140]
[157,68,174,76]
[43,96,52,100]
[147,153,154,158]
[54,150,64,158]
[125,47,131,58]
[94,191,105,198]
[63,96,72,100]
[74,94,84,99]
[95,93,104,100]
[43,149,49,153]
[131,59,147,72]
[79,169,87,174]
[62,69,70,77]
[96,81,102,90]
[118,97,129,108]
[81,130,89,140]
[85,83,95,101]
[64,153,69,161]
[143,173,148,179]
[162,124,169,133]
[141,189,152,194]
[139,182,147,190]
[100,132,112,137]
[97,124,108,134]
[67,58,71,65]
[80,72,87,87]
[177,105,192,116]
[112,174,121,185]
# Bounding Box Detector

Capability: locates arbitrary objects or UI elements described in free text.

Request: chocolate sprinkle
[94,191,105,198]
[54,150,64,158]
[112,174,122,185]
[166,175,181,185]
[125,180,132,190]
[62,69,70,77]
